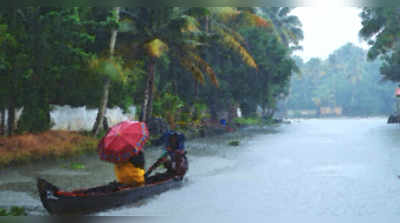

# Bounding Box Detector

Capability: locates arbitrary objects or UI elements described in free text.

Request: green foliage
[192,102,209,121]
[0,207,27,216]
[233,117,262,125]
[153,92,184,128]
[63,162,86,170]
[228,140,240,146]
[359,8,400,82]
[153,92,184,118]
[286,44,396,116]
[1,7,302,136]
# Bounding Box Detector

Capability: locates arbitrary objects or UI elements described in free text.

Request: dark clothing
[154,131,185,150]
[146,131,188,184]
[145,151,188,183]
[129,151,145,169]
[163,151,188,178]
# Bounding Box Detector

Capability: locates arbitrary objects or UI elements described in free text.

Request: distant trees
[286,43,396,116]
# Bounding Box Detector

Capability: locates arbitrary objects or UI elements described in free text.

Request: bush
[233,117,263,125]
[0,131,98,167]
[228,140,240,146]
[0,207,27,216]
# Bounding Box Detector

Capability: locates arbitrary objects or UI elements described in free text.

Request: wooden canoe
[37,177,184,215]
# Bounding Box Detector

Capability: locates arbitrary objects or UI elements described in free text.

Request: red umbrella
[98,121,149,163]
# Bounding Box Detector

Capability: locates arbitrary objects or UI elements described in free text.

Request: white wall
[2,106,136,131]
[50,105,136,131]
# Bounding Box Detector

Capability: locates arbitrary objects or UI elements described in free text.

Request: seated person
[145,132,188,183]
[114,150,145,187]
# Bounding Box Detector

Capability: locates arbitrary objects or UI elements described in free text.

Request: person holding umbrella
[113,150,145,186]
[98,121,149,187]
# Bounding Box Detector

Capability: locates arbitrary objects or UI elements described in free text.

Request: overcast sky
[291,7,369,61]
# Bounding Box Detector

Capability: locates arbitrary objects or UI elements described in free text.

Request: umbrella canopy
[98,121,149,163]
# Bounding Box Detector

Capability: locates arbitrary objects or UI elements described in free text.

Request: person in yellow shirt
[114,150,145,187]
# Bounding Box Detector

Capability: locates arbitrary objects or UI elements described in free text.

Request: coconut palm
[187,7,272,103]
[260,7,303,49]
[92,7,121,136]
[119,7,260,123]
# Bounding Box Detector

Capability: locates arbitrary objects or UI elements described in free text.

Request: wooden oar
[145,153,168,177]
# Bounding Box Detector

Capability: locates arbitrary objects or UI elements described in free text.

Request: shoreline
[0,124,239,169]
[0,116,282,169]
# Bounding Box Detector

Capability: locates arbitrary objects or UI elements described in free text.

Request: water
[1,118,400,217]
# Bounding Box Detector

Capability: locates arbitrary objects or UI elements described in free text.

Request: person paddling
[145,131,188,183]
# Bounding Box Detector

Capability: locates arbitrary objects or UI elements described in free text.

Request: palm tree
[260,7,303,49]
[187,7,269,105]
[92,7,120,136]
[119,7,260,123]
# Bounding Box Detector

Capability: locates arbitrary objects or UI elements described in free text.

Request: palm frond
[189,52,219,87]
[89,56,129,83]
[211,21,247,45]
[209,7,240,24]
[282,15,302,27]
[144,38,168,58]
[180,56,205,84]
[220,32,257,69]
[239,11,271,28]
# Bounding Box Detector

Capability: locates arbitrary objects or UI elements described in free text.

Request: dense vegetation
[359,8,400,83]
[0,7,302,136]
[286,43,397,116]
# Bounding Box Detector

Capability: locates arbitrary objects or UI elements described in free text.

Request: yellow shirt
[114,162,145,186]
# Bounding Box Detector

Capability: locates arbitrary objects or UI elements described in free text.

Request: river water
[1,118,400,218]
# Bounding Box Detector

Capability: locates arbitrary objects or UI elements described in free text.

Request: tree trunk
[6,8,16,136]
[209,97,218,122]
[7,101,15,137]
[228,102,237,122]
[194,80,199,99]
[92,78,111,135]
[140,58,156,123]
[0,108,5,136]
[92,7,120,136]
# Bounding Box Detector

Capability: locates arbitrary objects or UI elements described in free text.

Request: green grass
[0,207,27,216]
[228,140,240,146]
[233,117,263,125]
[62,162,86,170]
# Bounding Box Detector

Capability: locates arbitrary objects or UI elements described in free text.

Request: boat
[387,114,400,124]
[37,177,185,215]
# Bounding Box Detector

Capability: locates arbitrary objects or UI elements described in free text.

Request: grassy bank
[0,131,98,168]
[233,117,278,126]
[0,118,273,168]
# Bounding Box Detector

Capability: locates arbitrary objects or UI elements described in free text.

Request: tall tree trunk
[140,58,156,123]
[7,101,15,137]
[93,78,112,135]
[0,108,5,136]
[194,80,199,99]
[7,9,17,137]
[228,102,237,122]
[92,7,120,136]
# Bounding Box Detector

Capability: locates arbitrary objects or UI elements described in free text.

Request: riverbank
[0,131,98,168]
[0,117,277,169]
